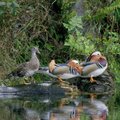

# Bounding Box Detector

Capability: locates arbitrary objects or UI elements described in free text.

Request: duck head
[86,51,106,62]
[31,47,40,54]
[86,51,107,67]
[86,51,101,62]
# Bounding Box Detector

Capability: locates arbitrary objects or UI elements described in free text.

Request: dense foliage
[0,0,68,82]
[0,0,119,84]
[64,0,120,82]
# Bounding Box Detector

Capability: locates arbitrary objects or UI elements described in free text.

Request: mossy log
[0,71,114,97]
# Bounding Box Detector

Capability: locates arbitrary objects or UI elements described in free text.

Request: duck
[79,51,108,83]
[38,59,81,83]
[38,51,108,83]
[7,47,40,84]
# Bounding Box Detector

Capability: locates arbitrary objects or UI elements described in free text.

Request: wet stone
[73,71,114,93]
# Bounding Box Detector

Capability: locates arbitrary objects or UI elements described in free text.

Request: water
[0,83,119,120]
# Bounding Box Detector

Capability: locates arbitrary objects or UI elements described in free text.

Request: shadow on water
[0,80,119,120]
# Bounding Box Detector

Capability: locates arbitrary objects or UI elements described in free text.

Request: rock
[70,71,114,93]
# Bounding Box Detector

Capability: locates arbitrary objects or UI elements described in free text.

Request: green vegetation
[64,0,120,82]
[0,0,68,83]
[107,85,120,120]
[0,0,119,85]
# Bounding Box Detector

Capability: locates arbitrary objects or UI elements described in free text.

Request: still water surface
[0,83,119,120]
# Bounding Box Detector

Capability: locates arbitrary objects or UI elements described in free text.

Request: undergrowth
[0,0,119,85]
[0,0,69,83]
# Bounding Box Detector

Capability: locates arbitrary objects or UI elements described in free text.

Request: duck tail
[6,70,24,79]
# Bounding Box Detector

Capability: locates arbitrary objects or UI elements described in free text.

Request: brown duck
[8,47,40,78]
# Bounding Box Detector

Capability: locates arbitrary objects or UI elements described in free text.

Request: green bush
[63,0,120,82]
[0,0,119,84]
[64,16,95,56]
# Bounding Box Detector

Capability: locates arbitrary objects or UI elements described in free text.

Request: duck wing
[39,64,71,75]
[52,64,70,75]
[81,62,96,66]
[8,62,30,77]
[81,62,100,76]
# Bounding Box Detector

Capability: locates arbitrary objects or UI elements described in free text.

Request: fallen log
[0,71,114,97]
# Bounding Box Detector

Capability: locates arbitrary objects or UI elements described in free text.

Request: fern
[84,0,120,21]
[64,16,95,55]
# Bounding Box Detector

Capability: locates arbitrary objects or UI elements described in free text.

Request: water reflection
[0,92,110,120]
[40,97,108,120]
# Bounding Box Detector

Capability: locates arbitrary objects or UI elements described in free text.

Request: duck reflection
[37,94,108,120]
[75,99,108,120]
[3,94,109,120]
[40,95,108,120]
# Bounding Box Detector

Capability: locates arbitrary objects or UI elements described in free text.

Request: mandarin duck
[8,47,40,84]
[79,51,108,83]
[38,51,107,83]
[38,59,81,83]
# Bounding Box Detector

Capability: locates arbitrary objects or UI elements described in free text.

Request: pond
[0,81,119,120]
